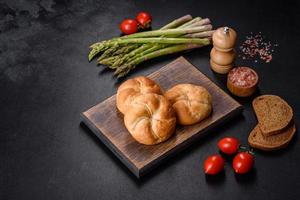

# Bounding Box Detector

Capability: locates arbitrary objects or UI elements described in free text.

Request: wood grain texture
[81,57,242,178]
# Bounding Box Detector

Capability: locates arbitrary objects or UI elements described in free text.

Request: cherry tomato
[232,152,254,174]
[218,137,240,155]
[203,155,225,175]
[136,11,152,29]
[120,19,138,35]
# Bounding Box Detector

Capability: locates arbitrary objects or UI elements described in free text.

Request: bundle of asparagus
[89,15,214,78]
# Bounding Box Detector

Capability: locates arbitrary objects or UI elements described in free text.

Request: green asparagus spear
[110,16,196,67]
[112,17,202,67]
[88,15,193,61]
[97,44,119,61]
[111,44,140,56]
[160,14,193,30]
[98,56,118,66]
[121,26,211,39]
[102,38,210,47]
[115,43,208,77]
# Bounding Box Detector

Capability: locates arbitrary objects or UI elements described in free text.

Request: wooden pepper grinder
[210,27,237,74]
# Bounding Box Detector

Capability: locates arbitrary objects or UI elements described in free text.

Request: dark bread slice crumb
[253,95,293,136]
[248,122,296,151]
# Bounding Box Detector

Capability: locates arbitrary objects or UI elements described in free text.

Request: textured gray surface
[1,0,300,199]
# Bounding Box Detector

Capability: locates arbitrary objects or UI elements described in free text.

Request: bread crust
[116,76,162,114]
[248,122,296,151]
[164,84,212,125]
[124,94,176,145]
[252,95,293,136]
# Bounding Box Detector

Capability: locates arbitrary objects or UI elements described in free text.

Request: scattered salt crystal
[239,32,276,64]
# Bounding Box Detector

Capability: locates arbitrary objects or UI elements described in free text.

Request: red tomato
[203,155,225,175]
[136,11,152,29]
[119,19,138,35]
[218,137,240,155]
[232,152,254,174]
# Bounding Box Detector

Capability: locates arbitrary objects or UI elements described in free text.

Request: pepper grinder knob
[212,26,237,52]
[223,27,229,34]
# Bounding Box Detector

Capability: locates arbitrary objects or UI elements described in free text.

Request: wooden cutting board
[81,57,242,178]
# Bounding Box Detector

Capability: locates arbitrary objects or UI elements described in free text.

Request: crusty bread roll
[116,76,162,114]
[164,84,212,125]
[124,93,176,145]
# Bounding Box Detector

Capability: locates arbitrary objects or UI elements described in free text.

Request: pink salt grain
[228,67,257,87]
[239,32,277,63]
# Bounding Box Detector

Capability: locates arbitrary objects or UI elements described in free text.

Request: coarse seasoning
[228,67,257,87]
[239,32,278,63]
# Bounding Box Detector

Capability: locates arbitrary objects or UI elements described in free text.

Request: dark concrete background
[1,0,300,199]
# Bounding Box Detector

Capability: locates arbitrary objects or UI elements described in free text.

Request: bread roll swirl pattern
[116,76,162,114]
[124,94,176,145]
[165,84,212,125]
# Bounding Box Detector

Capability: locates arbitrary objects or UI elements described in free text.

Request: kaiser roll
[116,76,162,114]
[164,83,212,125]
[124,93,176,145]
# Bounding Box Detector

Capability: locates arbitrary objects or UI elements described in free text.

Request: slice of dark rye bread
[248,122,296,151]
[253,95,293,136]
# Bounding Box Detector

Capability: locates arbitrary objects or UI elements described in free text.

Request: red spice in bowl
[227,67,258,97]
[228,67,258,87]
